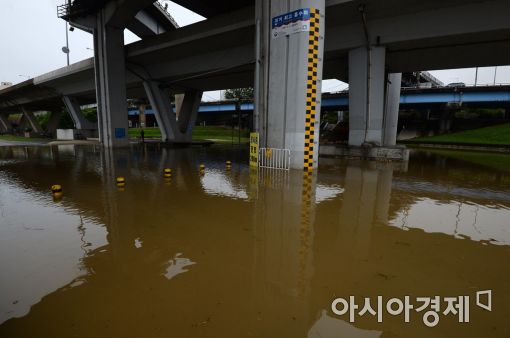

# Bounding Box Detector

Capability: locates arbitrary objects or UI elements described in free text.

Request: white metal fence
[258,148,291,170]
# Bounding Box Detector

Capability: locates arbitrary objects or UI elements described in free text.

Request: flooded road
[0,144,509,338]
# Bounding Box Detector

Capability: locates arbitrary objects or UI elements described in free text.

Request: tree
[224,87,254,101]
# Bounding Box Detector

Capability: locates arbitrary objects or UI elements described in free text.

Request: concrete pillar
[256,1,326,170]
[93,10,129,147]
[21,108,43,133]
[139,104,146,128]
[174,94,184,119]
[143,81,202,143]
[62,96,97,130]
[439,111,453,134]
[348,46,386,146]
[177,90,202,139]
[382,73,402,146]
[46,110,63,135]
[0,114,12,133]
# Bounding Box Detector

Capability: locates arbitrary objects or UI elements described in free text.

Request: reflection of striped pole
[304,8,320,172]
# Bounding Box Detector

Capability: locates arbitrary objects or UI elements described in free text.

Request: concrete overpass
[1,0,510,168]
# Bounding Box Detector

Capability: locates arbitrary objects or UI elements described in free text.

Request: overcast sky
[1,1,510,100]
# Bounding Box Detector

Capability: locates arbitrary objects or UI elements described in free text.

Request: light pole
[62,21,71,66]
[474,67,478,87]
[493,66,498,86]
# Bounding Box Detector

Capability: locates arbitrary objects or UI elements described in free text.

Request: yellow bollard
[116,176,126,187]
[164,168,172,178]
[226,160,232,170]
[199,164,205,175]
[51,184,63,201]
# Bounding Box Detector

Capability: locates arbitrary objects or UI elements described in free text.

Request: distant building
[0,82,12,90]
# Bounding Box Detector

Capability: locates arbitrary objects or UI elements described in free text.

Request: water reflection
[0,144,509,337]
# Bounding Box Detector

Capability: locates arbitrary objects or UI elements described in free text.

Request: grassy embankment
[128,126,250,143]
[0,135,48,143]
[405,123,510,146]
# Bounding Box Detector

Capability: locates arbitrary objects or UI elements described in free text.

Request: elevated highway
[1,0,510,167]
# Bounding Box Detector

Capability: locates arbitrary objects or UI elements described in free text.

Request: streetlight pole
[65,21,70,66]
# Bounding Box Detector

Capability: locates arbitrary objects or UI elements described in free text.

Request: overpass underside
[1,0,510,169]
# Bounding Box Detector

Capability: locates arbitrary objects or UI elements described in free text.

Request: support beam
[256,1,326,170]
[143,81,202,143]
[46,110,63,135]
[383,73,402,146]
[177,90,202,139]
[20,108,43,134]
[94,10,129,147]
[0,114,12,133]
[63,96,97,130]
[348,46,386,146]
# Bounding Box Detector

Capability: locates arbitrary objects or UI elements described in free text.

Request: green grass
[0,135,49,143]
[129,126,250,143]
[408,123,510,146]
[421,149,510,173]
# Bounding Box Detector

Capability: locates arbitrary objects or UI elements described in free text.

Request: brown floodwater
[0,144,509,338]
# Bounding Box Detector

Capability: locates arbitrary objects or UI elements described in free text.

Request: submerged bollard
[164,168,173,178]
[199,164,205,175]
[226,160,232,170]
[51,184,63,201]
[116,176,126,187]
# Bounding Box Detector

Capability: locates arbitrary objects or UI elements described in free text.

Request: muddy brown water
[0,144,509,338]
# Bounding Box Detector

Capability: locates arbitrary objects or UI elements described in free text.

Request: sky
[1,1,510,101]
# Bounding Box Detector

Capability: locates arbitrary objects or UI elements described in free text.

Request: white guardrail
[258,148,291,170]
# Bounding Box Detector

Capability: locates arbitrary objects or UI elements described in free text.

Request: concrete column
[139,104,146,128]
[256,1,326,170]
[46,110,63,135]
[382,73,402,146]
[93,10,129,147]
[174,94,184,119]
[176,90,202,141]
[143,81,175,142]
[0,114,12,133]
[21,108,43,133]
[143,81,202,143]
[348,46,386,146]
[63,96,97,130]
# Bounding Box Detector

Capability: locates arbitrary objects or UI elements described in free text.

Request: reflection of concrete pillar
[0,114,12,133]
[338,164,393,257]
[375,166,393,225]
[348,46,386,146]
[256,1,325,170]
[21,107,43,133]
[94,11,129,147]
[63,96,96,130]
[252,170,315,327]
[383,73,402,146]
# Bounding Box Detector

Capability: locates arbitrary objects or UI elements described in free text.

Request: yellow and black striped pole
[304,8,321,172]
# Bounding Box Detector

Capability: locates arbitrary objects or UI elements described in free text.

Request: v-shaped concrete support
[20,107,43,134]
[143,80,202,143]
[0,114,12,133]
[62,96,97,130]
